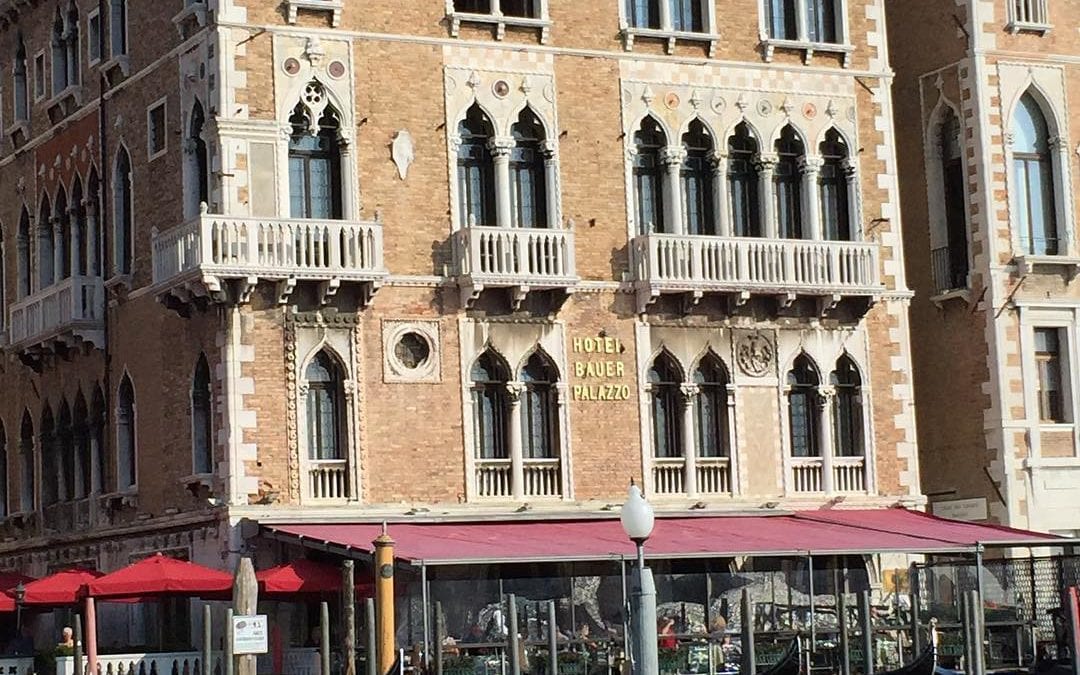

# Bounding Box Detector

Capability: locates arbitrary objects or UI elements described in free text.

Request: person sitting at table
[658,617,678,650]
[575,623,597,651]
[58,627,75,649]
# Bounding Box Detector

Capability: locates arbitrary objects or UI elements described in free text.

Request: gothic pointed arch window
[55,187,71,280]
[52,9,66,94]
[113,146,133,275]
[71,177,86,276]
[186,100,209,217]
[787,354,820,457]
[510,107,548,228]
[58,402,73,502]
[19,411,33,513]
[116,374,136,491]
[832,355,864,457]
[682,119,716,236]
[38,196,54,289]
[109,0,127,58]
[0,225,5,333]
[13,37,29,122]
[693,353,730,458]
[729,122,762,237]
[87,169,101,276]
[939,108,969,290]
[775,125,805,240]
[17,208,30,298]
[73,392,91,499]
[649,351,684,459]
[40,405,57,507]
[457,103,496,228]
[305,351,345,461]
[634,116,667,234]
[471,350,510,460]
[820,128,852,241]
[1013,92,1058,255]
[65,2,79,87]
[90,386,105,494]
[520,352,559,459]
[0,422,7,518]
[192,354,214,474]
[289,83,343,220]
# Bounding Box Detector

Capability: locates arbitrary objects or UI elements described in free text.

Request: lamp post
[13,582,25,633]
[621,482,658,675]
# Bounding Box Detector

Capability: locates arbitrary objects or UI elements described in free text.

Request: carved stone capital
[488,137,516,157]
[799,156,824,174]
[506,381,526,402]
[679,383,700,403]
[661,145,688,166]
[754,153,779,172]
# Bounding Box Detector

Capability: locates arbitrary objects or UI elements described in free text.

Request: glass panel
[635,117,667,233]
[628,0,661,28]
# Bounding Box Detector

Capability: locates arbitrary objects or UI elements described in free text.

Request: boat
[875,617,938,675]
[760,637,802,675]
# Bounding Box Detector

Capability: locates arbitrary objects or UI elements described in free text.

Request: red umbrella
[0,571,34,591]
[85,554,233,601]
[22,568,102,606]
[257,559,374,598]
[0,593,14,613]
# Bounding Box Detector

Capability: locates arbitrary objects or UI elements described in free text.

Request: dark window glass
[808,0,839,43]
[693,355,729,458]
[55,188,71,280]
[634,116,667,234]
[649,352,684,459]
[289,98,343,220]
[71,179,86,276]
[511,108,548,228]
[832,356,863,457]
[502,0,537,17]
[458,104,496,227]
[113,148,132,275]
[819,129,851,241]
[681,119,715,236]
[38,197,54,289]
[306,352,344,461]
[671,0,704,32]
[117,375,136,489]
[58,403,73,502]
[521,353,559,459]
[768,0,798,39]
[1013,93,1057,255]
[52,11,66,93]
[91,388,106,494]
[19,411,34,512]
[729,123,762,237]
[73,394,90,500]
[453,0,491,12]
[17,209,31,298]
[787,355,820,457]
[628,0,661,28]
[192,355,213,474]
[775,125,805,240]
[0,425,6,518]
[1035,328,1065,423]
[472,351,510,460]
[66,4,79,87]
[110,0,127,57]
[941,110,969,289]
[40,407,57,506]
[190,102,209,208]
[14,39,28,121]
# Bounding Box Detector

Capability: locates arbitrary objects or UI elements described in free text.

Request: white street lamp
[621,482,658,675]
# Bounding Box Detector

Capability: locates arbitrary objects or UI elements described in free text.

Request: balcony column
[680,383,699,498]
[506,381,526,501]
[711,150,732,237]
[799,156,824,240]
[16,233,29,298]
[543,141,560,229]
[756,153,779,239]
[817,386,836,493]
[725,383,738,494]
[338,132,357,221]
[84,199,99,276]
[489,137,515,228]
[52,216,64,283]
[1050,136,1071,254]
[842,158,860,241]
[661,146,687,234]
[68,204,82,277]
[491,0,502,15]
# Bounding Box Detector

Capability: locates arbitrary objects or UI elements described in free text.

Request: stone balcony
[152,211,387,309]
[651,456,732,498]
[789,455,867,494]
[474,457,563,501]
[455,225,578,309]
[6,276,105,357]
[632,234,882,314]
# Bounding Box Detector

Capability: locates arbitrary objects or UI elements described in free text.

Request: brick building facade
[0,0,918,649]
[889,0,1080,538]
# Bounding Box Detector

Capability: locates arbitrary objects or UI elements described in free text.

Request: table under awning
[262,507,1061,566]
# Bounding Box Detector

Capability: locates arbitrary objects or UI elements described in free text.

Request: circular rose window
[394,332,431,370]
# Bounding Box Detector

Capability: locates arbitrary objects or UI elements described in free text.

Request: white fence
[7,276,105,348]
[0,657,34,675]
[475,457,563,499]
[457,226,576,284]
[56,652,220,675]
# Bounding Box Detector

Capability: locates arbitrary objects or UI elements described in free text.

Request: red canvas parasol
[22,568,102,606]
[0,592,14,612]
[257,559,374,597]
[0,571,34,591]
[86,554,233,601]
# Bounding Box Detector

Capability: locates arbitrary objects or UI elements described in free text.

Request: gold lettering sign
[571,335,629,402]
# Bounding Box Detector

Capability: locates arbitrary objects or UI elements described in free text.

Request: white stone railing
[7,275,105,349]
[0,657,34,675]
[653,457,686,495]
[696,457,732,494]
[57,652,221,675]
[634,234,880,294]
[152,213,386,286]
[475,457,562,499]
[308,459,349,501]
[457,226,576,284]
[832,456,867,492]
[791,457,825,493]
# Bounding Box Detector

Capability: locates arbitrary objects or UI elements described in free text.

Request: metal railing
[7,275,105,348]
[457,226,576,284]
[1012,0,1049,24]
[634,234,880,293]
[152,213,386,285]
[930,245,968,295]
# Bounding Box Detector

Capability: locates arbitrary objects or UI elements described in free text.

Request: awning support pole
[808,554,815,651]
[225,608,234,675]
[859,589,873,675]
[741,588,756,675]
[344,560,357,675]
[547,600,558,675]
[85,596,98,675]
[321,601,331,675]
[366,598,377,675]
[1067,586,1080,675]
[508,593,521,675]
[910,562,921,656]
[374,526,396,675]
[969,589,986,675]
[434,601,444,675]
[838,592,850,675]
[202,604,212,675]
[421,563,430,671]
[620,557,629,670]
[74,612,84,675]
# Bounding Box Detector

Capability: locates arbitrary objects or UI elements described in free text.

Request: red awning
[0,571,34,591]
[264,508,1060,566]
[86,554,233,601]
[23,568,103,606]
[257,559,374,597]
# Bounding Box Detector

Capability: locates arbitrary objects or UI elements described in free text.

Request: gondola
[760,637,802,675]
[874,617,938,675]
